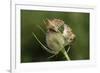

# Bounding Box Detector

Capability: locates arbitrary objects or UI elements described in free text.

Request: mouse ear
[63,24,72,37]
[64,24,72,32]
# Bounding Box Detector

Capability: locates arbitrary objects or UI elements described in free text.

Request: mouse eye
[68,38,73,42]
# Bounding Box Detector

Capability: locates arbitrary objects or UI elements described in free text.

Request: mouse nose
[69,33,76,42]
[72,34,76,41]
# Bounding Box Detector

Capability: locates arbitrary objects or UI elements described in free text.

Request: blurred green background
[21,10,89,63]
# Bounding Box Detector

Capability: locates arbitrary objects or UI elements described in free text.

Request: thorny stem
[67,46,71,53]
[61,48,71,61]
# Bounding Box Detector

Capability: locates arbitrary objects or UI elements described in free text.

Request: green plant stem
[61,48,71,61]
[67,46,71,53]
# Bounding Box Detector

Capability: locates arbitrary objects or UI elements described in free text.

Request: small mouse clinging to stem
[46,19,65,54]
[45,19,75,60]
